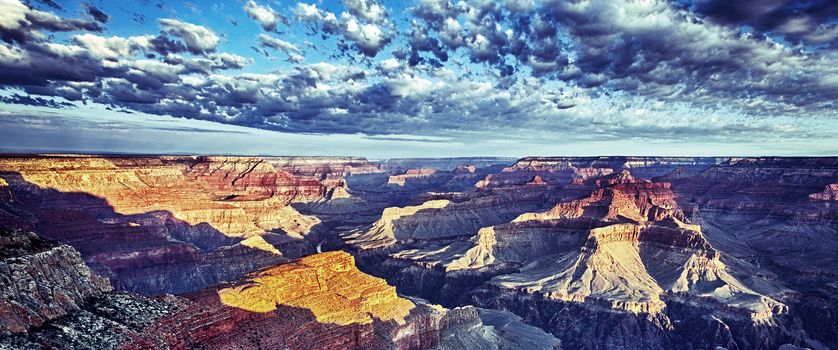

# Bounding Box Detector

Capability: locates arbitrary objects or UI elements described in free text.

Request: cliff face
[0,229,112,335]
[0,155,385,295]
[810,184,838,201]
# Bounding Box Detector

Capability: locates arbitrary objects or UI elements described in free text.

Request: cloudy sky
[0,0,836,157]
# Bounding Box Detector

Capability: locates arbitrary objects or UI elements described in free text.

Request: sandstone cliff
[2,155,836,349]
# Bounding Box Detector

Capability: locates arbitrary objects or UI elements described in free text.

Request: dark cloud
[30,0,63,11]
[83,3,110,23]
[688,0,838,46]
[0,93,73,108]
[147,126,249,134]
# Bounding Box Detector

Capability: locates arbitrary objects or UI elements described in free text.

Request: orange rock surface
[218,251,415,325]
[0,155,326,238]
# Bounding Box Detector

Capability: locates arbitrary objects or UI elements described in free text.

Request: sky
[0,0,836,157]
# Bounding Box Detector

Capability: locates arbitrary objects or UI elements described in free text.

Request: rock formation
[389,168,440,186]
[810,184,838,201]
[343,158,836,349]
[0,228,112,334]
[0,155,385,295]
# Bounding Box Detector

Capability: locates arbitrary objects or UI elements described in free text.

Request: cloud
[243,0,286,32]
[0,93,72,108]
[257,33,303,62]
[403,0,838,118]
[72,33,151,59]
[294,2,392,56]
[83,2,110,23]
[342,0,387,23]
[689,0,838,47]
[0,0,102,43]
[158,18,219,54]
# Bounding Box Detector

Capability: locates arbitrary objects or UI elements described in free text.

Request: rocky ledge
[0,229,112,335]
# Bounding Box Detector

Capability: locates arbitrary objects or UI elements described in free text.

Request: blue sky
[0,0,836,157]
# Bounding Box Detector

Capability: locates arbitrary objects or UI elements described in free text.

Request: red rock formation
[358,165,809,349]
[265,156,383,180]
[388,168,439,186]
[455,165,477,173]
[1,232,560,349]
[119,251,559,350]
[3,154,836,349]
[526,175,547,186]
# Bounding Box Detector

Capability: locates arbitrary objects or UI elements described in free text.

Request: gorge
[0,155,836,349]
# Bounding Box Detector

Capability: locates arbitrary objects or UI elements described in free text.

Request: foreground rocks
[0,229,111,335]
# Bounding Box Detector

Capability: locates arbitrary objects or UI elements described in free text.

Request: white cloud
[159,18,219,54]
[294,2,391,56]
[386,75,432,97]
[0,0,27,31]
[378,58,400,72]
[72,34,152,59]
[243,1,284,32]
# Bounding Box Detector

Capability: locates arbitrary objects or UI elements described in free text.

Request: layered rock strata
[0,155,384,294]
[349,167,821,349]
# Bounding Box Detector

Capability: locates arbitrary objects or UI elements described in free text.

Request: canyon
[0,155,836,349]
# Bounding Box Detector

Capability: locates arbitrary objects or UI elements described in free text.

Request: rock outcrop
[347,162,826,349]
[810,184,838,201]
[379,158,516,174]
[389,168,440,187]
[0,229,112,334]
[2,155,837,349]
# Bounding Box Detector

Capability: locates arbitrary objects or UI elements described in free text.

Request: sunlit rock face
[0,155,381,295]
[217,251,416,325]
[810,184,838,201]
